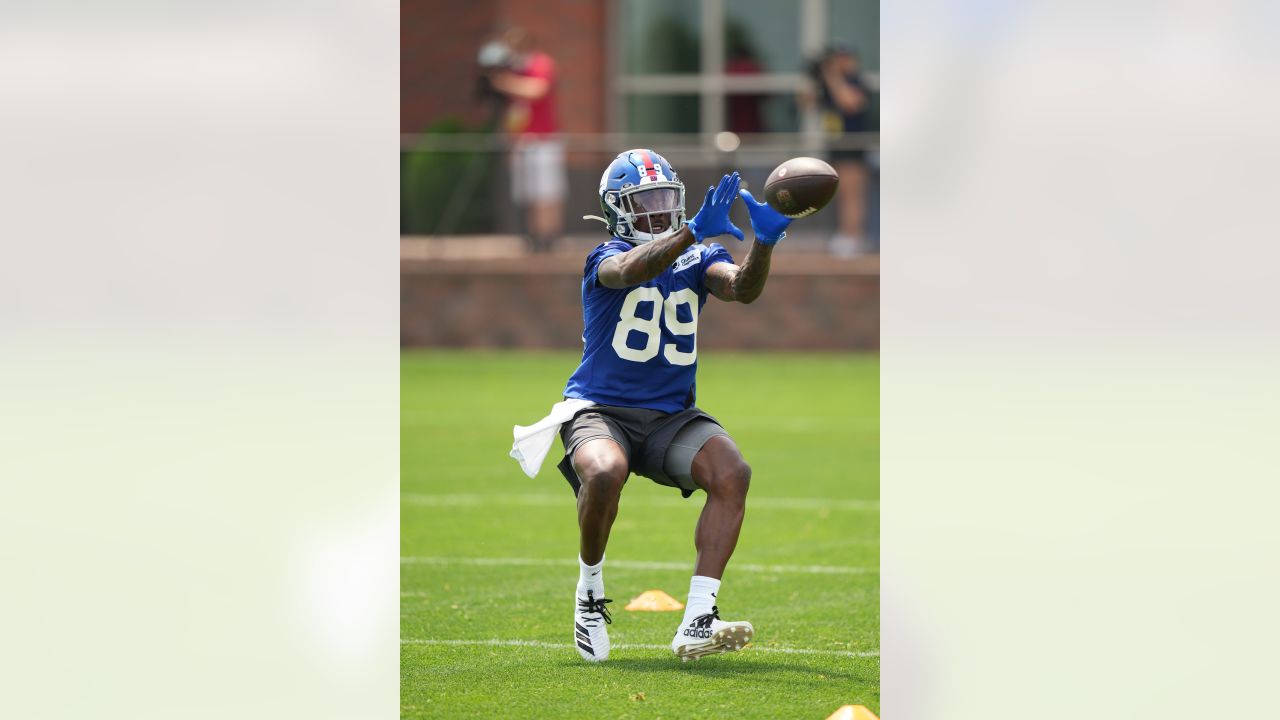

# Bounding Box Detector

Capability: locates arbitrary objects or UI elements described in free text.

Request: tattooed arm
[597,172,748,289]
[597,226,698,289]
[703,240,775,304]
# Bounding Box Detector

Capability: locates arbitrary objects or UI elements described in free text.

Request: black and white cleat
[574,589,613,662]
[671,606,754,660]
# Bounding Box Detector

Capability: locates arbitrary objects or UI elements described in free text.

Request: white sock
[577,555,604,597]
[683,575,721,623]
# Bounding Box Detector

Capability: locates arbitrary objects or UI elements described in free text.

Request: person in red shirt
[487,27,566,254]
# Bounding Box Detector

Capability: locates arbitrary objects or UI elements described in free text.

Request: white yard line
[401,556,877,575]
[402,492,878,512]
[401,637,879,659]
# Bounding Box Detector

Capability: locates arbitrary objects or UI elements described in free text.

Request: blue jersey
[564,239,734,413]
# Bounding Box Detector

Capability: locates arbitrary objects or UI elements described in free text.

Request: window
[626,94,701,134]
[724,93,799,134]
[723,0,800,74]
[613,0,877,141]
[828,0,879,72]
[622,0,702,74]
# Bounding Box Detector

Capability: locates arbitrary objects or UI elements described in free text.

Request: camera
[475,40,515,103]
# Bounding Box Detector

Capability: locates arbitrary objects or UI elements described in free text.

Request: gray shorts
[557,404,731,498]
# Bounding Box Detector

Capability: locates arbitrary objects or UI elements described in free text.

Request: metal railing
[401,131,878,239]
[401,131,878,160]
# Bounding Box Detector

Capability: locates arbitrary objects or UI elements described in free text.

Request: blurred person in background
[804,43,872,257]
[725,21,765,134]
[485,27,566,253]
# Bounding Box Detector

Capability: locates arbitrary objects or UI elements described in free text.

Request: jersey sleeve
[583,240,631,290]
[698,242,736,293]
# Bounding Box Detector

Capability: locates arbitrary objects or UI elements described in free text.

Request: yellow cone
[624,589,684,612]
[826,705,879,720]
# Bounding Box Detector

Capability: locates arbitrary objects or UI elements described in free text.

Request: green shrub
[401,118,498,234]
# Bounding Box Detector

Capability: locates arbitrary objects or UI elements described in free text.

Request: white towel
[510,398,597,479]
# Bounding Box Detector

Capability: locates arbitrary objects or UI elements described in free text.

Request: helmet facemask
[584,149,687,245]
[606,183,686,244]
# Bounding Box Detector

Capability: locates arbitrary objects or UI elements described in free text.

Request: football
[762,157,840,219]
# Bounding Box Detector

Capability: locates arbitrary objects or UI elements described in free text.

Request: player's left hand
[738,189,791,245]
[686,172,746,243]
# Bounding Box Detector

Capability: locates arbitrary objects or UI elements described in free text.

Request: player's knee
[731,459,752,498]
[710,458,751,501]
[578,455,628,499]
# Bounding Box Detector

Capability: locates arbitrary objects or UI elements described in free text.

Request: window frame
[609,0,829,140]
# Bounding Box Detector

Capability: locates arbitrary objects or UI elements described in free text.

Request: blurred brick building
[402,0,607,138]
[402,0,878,147]
[402,0,880,350]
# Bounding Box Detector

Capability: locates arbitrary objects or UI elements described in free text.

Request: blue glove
[685,172,746,243]
[738,189,791,245]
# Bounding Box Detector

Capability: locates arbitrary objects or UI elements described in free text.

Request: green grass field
[402,350,879,718]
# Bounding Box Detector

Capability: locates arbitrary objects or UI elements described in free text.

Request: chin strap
[582,214,609,226]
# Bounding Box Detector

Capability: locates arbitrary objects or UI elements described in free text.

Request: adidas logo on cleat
[681,606,718,639]
[671,605,754,660]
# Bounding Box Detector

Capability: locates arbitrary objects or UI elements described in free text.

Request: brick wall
[401,255,879,350]
[402,0,607,138]
[402,0,498,132]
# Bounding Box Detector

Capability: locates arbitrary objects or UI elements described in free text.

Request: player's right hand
[686,172,746,243]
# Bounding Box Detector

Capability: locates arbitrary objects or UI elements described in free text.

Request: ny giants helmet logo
[595,149,675,193]
[627,151,669,184]
[590,148,685,244]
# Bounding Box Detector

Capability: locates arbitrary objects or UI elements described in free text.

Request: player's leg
[572,437,629,565]
[662,423,754,660]
[688,435,752,578]
[569,436,629,662]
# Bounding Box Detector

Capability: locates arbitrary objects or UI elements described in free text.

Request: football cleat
[573,589,613,662]
[670,605,754,660]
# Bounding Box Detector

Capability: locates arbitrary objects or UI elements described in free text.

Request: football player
[561,149,792,662]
